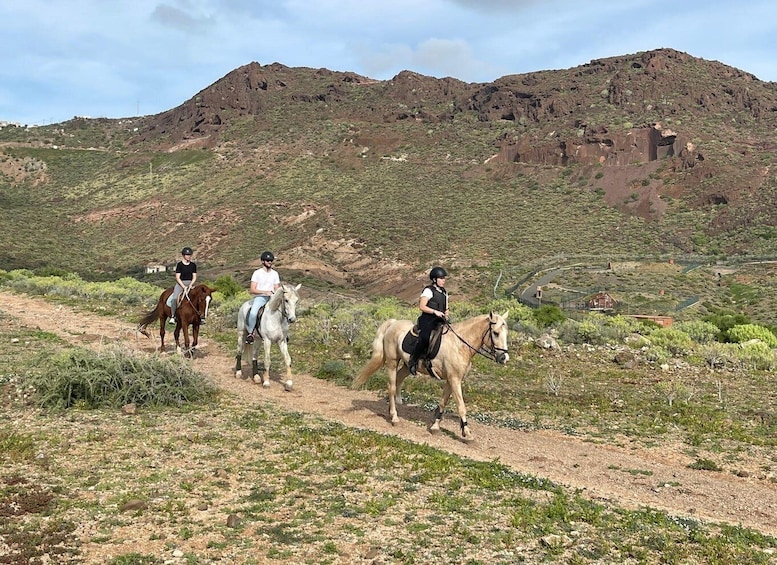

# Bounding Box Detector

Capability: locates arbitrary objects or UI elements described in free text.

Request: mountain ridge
[1,47,776,306]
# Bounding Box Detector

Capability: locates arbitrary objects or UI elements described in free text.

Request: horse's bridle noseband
[447,317,508,363]
[182,291,209,321]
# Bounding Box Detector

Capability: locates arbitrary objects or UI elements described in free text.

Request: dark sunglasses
[263,259,274,263]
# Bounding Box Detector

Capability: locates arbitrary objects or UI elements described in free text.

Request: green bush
[533,305,566,328]
[647,328,694,355]
[727,324,777,347]
[214,275,243,298]
[316,360,349,384]
[703,311,750,342]
[735,340,775,370]
[603,315,645,340]
[644,345,671,364]
[674,320,720,344]
[27,345,217,409]
[556,318,581,343]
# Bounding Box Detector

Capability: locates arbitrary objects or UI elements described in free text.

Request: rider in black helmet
[407,266,449,375]
[245,251,280,343]
[169,247,197,323]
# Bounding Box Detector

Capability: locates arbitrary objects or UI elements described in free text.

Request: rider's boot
[407,355,419,375]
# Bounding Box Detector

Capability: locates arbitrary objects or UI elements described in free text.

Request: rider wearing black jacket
[408,266,449,375]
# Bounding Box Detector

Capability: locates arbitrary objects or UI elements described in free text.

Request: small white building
[145,264,167,274]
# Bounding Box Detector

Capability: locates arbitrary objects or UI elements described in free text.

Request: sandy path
[3,290,777,536]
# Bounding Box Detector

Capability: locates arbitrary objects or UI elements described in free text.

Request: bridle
[445,317,508,363]
[273,285,296,322]
[182,288,210,322]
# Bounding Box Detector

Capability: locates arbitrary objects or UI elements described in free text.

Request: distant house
[588,292,616,311]
[631,315,673,328]
[145,264,167,274]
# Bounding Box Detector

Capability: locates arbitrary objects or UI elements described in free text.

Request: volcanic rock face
[126,47,775,237]
[495,123,702,168]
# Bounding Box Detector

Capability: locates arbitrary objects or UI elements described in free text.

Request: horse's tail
[137,304,162,336]
[352,319,395,389]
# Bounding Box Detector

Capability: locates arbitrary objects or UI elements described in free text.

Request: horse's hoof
[262,381,270,388]
[234,371,241,379]
[252,376,262,385]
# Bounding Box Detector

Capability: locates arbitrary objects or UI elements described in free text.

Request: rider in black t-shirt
[170,247,197,322]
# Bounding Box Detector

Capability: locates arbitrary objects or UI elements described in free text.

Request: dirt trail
[3,290,777,537]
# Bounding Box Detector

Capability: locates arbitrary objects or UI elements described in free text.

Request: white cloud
[1,0,776,124]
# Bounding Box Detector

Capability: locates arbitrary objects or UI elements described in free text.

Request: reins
[268,285,293,322]
[445,318,508,363]
[180,288,208,322]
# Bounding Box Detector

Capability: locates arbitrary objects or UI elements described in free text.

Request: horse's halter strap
[280,288,288,319]
[446,319,507,363]
[275,287,291,321]
[182,291,210,320]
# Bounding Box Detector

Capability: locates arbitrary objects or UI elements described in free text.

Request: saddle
[245,305,266,336]
[166,290,191,309]
[402,323,446,362]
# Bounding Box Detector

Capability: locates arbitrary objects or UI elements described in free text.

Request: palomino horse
[138,285,214,356]
[352,311,510,441]
[235,282,301,386]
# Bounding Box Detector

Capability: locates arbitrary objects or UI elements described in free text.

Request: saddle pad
[401,323,446,359]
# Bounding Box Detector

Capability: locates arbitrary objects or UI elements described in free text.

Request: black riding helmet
[260,251,275,262]
[429,266,448,280]
[181,247,193,255]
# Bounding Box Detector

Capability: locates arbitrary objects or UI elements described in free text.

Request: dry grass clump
[26,344,218,409]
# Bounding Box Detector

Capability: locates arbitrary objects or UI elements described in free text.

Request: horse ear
[294,283,301,291]
[502,310,509,320]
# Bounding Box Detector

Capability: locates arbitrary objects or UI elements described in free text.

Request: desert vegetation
[2,271,777,563]
[3,47,777,563]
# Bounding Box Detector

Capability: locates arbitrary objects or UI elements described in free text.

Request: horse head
[487,311,510,364]
[273,282,301,323]
[189,285,214,323]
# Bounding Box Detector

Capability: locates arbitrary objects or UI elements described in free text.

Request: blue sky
[2,0,776,125]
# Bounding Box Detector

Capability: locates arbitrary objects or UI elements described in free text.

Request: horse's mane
[266,282,294,311]
[451,313,490,332]
[187,285,211,302]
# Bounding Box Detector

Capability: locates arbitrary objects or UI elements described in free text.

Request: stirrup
[245,333,254,344]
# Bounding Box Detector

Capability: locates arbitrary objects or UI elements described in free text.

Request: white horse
[235,282,301,387]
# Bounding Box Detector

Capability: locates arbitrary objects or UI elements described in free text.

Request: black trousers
[411,314,441,358]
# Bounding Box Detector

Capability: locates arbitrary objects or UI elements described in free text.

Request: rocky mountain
[1,48,777,300]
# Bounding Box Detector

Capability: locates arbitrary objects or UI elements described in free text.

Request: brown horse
[352,311,510,441]
[138,285,214,355]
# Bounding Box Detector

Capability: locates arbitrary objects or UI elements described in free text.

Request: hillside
[1,47,777,312]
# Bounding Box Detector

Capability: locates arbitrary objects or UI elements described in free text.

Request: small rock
[120,499,148,512]
[226,514,242,528]
[540,534,565,548]
[121,403,137,415]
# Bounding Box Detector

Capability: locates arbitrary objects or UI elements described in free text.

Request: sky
[2,0,776,125]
